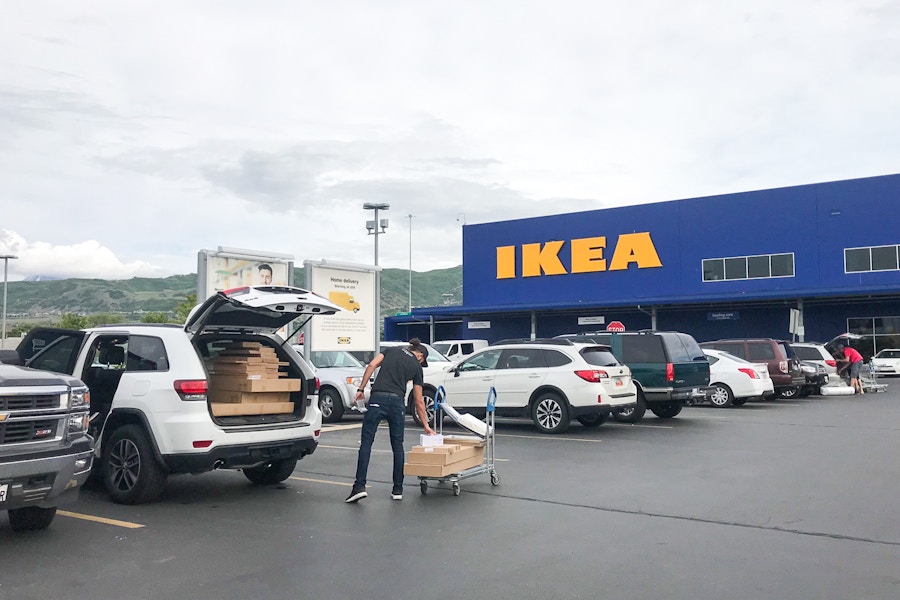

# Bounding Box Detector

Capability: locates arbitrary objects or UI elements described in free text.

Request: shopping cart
[859,362,888,393]
[417,385,500,496]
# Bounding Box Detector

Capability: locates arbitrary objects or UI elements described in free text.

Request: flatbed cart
[418,386,500,496]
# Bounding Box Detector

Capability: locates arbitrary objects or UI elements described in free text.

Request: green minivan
[555,331,710,422]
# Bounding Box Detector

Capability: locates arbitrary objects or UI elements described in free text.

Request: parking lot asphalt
[2,389,899,600]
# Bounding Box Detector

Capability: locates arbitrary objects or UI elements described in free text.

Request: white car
[791,342,842,389]
[431,339,488,361]
[18,286,342,504]
[872,349,900,376]
[422,339,638,434]
[702,348,774,407]
[301,349,370,423]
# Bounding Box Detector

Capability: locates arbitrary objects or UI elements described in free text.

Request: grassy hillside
[3,267,462,319]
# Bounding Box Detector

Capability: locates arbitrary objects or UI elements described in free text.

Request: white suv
[17,286,341,504]
[421,339,638,434]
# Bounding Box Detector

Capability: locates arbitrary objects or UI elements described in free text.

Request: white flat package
[440,400,492,437]
[819,385,856,396]
[419,434,444,446]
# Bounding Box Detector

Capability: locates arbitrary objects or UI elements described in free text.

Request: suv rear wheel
[8,506,57,531]
[778,386,800,399]
[103,425,167,505]
[649,400,683,419]
[319,388,344,423]
[532,392,570,434]
[243,458,297,485]
[613,389,647,423]
[576,412,609,427]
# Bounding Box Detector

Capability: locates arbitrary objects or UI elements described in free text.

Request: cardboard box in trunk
[208,376,301,393]
[407,444,482,465]
[211,402,295,417]
[207,389,291,404]
[403,452,484,477]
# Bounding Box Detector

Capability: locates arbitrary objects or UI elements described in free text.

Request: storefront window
[747,255,770,278]
[724,257,747,280]
[770,253,794,277]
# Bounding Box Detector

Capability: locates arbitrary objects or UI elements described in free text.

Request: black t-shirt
[371,346,424,397]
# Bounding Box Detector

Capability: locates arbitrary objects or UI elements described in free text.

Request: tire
[243,458,298,485]
[103,424,167,505]
[778,386,800,399]
[732,397,748,406]
[797,386,812,398]
[319,388,344,423]
[8,506,57,531]
[707,383,734,408]
[649,400,683,419]
[531,392,570,434]
[612,389,647,423]
[576,412,609,427]
[414,389,437,428]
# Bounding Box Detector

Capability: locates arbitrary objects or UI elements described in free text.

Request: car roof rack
[492,338,574,346]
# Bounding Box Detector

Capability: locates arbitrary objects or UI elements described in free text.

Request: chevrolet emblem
[0,413,8,422]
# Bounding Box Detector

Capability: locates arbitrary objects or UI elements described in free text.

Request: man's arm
[355,353,384,397]
[412,383,436,435]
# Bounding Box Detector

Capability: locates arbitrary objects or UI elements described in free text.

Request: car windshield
[432,343,451,355]
[308,350,365,369]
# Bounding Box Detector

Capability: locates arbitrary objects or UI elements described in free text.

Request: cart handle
[486,386,496,412]
[435,385,447,409]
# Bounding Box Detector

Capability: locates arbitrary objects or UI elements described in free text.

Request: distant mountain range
[3,266,463,319]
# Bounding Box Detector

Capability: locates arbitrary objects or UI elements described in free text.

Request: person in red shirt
[836,344,865,394]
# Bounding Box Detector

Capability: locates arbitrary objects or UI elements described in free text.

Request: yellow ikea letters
[496,232,662,279]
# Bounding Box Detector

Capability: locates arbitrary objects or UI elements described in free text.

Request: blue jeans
[354,392,406,490]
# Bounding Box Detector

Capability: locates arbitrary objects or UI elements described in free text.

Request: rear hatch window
[621,336,666,363]
[580,347,620,367]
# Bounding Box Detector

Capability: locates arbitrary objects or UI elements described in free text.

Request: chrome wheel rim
[709,387,729,406]
[109,439,140,492]
[536,398,562,430]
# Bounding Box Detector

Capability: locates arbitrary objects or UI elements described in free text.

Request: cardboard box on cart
[403,443,485,477]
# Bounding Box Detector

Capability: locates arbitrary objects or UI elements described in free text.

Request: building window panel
[747,255,770,278]
[770,253,794,277]
[874,317,900,335]
[724,257,747,280]
[870,245,899,271]
[845,248,871,272]
[702,259,724,281]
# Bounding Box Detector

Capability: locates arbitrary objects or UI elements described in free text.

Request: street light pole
[363,202,390,266]
[1,255,18,343]
[408,214,414,312]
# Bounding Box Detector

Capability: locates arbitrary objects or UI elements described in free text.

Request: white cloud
[1,1,899,281]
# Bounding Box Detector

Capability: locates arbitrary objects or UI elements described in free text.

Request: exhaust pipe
[212,459,225,470]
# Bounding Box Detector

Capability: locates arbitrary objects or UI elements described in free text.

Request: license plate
[0,483,7,503]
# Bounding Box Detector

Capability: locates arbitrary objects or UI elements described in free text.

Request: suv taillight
[174,379,208,401]
[826,359,836,368]
[315,377,320,392]
[574,370,610,382]
[779,360,788,373]
[666,362,674,382]
[737,368,759,379]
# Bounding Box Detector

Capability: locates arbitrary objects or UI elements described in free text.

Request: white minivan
[431,339,488,361]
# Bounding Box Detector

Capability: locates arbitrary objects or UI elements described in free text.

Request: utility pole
[1,255,18,343]
[408,214,414,312]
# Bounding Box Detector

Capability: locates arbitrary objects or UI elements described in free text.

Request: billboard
[305,260,380,352]
[197,247,294,300]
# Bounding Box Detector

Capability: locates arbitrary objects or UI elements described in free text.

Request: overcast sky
[2,1,899,281]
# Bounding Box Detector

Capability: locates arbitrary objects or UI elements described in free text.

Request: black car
[795,360,828,397]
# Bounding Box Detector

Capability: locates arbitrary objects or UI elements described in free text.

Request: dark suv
[555,331,710,422]
[699,338,804,398]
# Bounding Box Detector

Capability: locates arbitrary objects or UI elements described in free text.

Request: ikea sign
[495,232,662,279]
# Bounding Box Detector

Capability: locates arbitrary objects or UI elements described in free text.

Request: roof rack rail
[492,338,574,346]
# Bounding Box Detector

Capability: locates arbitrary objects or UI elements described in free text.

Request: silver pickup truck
[0,363,94,531]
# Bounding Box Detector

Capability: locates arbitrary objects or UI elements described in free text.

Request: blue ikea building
[385,173,900,358]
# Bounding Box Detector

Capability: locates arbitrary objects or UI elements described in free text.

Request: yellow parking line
[318,443,509,461]
[57,510,145,529]
[290,476,352,487]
